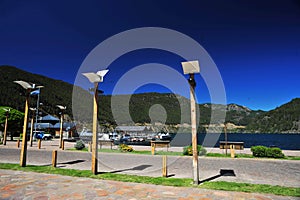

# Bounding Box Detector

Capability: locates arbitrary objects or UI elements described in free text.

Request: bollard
[17,139,20,148]
[88,142,92,152]
[62,140,65,150]
[230,145,235,158]
[151,143,155,155]
[52,150,57,167]
[162,155,167,177]
[38,139,41,149]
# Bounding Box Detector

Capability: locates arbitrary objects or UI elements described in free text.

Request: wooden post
[91,82,99,175]
[151,142,155,155]
[59,114,63,148]
[17,139,20,148]
[29,117,34,147]
[162,155,167,177]
[62,140,65,150]
[190,74,199,185]
[38,139,41,149]
[88,142,92,152]
[224,123,228,156]
[3,112,8,145]
[20,91,30,167]
[230,145,235,158]
[52,150,57,167]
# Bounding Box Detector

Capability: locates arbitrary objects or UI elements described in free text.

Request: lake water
[170,133,300,150]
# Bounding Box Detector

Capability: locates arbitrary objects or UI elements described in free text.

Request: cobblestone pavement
[0,169,298,200]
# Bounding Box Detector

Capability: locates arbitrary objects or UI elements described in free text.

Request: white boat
[79,128,112,141]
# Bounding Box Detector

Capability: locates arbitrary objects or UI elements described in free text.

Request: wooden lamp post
[14,81,37,167]
[2,108,10,145]
[181,60,200,185]
[82,69,109,175]
[57,105,66,149]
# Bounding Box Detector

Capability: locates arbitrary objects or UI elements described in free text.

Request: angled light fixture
[14,81,34,89]
[181,60,200,74]
[56,105,66,110]
[82,69,109,83]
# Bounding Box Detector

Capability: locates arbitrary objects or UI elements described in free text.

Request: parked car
[34,131,53,140]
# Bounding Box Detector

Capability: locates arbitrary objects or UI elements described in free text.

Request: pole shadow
[97,164,152,174]
[58,160,86,165]
[199,169,236,184]
[39,159,86,167]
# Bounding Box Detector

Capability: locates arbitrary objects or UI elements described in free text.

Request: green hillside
[0,65,299,133]
[0,65,89,117]
[246,98,300,133]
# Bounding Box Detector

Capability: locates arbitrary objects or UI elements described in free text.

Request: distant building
[28,114,78,138]
[115,126,153,137]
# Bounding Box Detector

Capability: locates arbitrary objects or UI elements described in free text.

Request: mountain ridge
[0,65,299,133]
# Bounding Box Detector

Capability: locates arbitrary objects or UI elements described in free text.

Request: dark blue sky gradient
[0,0,299,110]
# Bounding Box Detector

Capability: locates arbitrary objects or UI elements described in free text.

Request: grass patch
[68,148,300,160]
[68,148,183,156]
[206,153,300,160]
[0,163,299,197]
[206,153,254,158]
[284,156,300,161]
[201,181,300,197]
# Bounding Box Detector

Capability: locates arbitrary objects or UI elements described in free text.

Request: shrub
[251,146,267,157]
[266,147,285,158]
[74,140,85,150]
[251,146,285,158]
[183,145,206,156]
[119,144,133,152]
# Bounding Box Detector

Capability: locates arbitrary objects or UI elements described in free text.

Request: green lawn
[69,147,300,160]
[69,147,183,156]
[0,163,299,197]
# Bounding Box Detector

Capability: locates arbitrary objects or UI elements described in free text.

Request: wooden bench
[99,140,114,150]
[151,140,170,155]
[219,141,244,150]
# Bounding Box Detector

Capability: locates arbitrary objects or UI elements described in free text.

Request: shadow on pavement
[39,159,86,167]
[200,169,235,184]
[98,164,152,174]
[58,160,86,165]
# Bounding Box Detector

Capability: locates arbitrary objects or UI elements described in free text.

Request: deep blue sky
[0,0,299,111]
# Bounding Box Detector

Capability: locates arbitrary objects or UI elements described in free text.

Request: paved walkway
[2,138,300,157]
[1,140,299,199]
[0,169,297,200]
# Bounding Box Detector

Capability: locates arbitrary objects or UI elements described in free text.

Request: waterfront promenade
[0,139,299,199]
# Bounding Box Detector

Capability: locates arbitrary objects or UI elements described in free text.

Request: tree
[0,106,24,137]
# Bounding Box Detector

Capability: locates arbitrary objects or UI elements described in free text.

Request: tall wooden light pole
[14,81,36,167]
[181,61,200,185]
[224,123,228,156]
[57,105,66,148]
[29,108,36,147]
[82,69,109,175]
[2,108,10,145]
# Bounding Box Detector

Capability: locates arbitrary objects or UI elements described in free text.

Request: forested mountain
[246,98,300,133]
[0,66,299,133]
[0,65,89,117]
